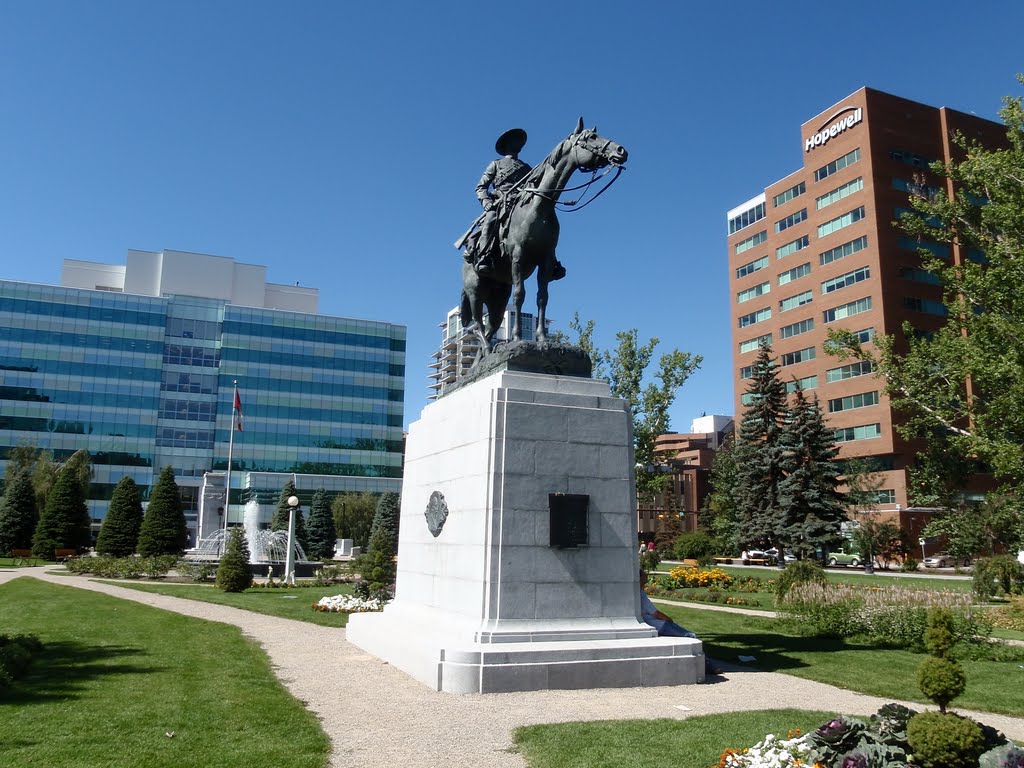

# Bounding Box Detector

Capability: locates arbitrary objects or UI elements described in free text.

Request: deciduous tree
[331,492,377,550]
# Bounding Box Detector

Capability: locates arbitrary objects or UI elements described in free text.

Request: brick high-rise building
[727,87,1004,517]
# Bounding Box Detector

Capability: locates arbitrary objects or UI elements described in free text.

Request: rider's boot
[475,239,495,275]
[551,259,567,281]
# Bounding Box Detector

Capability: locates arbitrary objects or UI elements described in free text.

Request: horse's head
[569,116,628,171]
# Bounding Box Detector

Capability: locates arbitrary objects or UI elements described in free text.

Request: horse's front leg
[511,257,525,342]
[535,257,551,343]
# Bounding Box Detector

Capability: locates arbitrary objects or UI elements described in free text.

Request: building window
[735,230,768,255]
[738,307,772,328]
[816,177,864,210]
[739,334,772,354]
[903,297,947,316]
[818,206,866,238]
[739,365,754,380]
[780,317,814,339]
[729,202,767,235]
[893,177,941,199]
[820,235,868,266]
[777,235,810,260]
[826,360,873,383]
[740,392,754,406]
[828,390,879,413]
[773,181,806,207]
[778,263,811,286]
[823,296,871,323]
[786,375,818,392]
[851,327,874,343]
[898,267,942,285]
[898,236,950,260]
[889,149,935,169]
[873,489,897,505]
[814,148,861,182]
[737,282,770,303]
[895,206,942,228]
[822,266,870,294]
[779,290,813,312]
[775,208,808,234]
[966,248,988,264]
[781,346,816,366]
[736,255,769,279]
[834,423,882,443]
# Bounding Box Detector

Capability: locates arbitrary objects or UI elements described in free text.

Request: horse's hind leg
[486,282,513,348]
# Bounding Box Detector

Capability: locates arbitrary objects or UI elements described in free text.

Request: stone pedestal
[346,369,703,693]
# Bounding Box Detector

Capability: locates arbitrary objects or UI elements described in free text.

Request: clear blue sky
[1,2,1020,431]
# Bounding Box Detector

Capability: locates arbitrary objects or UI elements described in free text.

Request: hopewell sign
[805,106,863,152]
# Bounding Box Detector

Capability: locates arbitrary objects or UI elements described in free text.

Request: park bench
[712,556,734,565]
[743,558,769,566]
[681,559,700,568]
[54,549,77,562]
[10,549,37,566]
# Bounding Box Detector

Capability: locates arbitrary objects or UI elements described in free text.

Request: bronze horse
[460,118,627,357]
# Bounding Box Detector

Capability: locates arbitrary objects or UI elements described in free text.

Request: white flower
[315,594,387,613]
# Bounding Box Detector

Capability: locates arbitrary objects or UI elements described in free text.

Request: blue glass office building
[0,249,405,542]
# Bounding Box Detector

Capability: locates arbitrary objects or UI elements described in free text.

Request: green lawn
[709,564,975,592]
[653,588,776,610]
[514,709,834,768]
[0,556,57,567]
[99,580,356,626]
[661,603,1024,717]
[0,577,329,768]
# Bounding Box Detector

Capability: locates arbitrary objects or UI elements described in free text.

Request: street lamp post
[285,495,299,585]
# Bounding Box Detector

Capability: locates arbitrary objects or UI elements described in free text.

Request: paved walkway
[3,568,1023,768]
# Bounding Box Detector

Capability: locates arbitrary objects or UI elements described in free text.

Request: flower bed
[312,594,387,613]
[716,705,1022,768]
[668,566,734,588]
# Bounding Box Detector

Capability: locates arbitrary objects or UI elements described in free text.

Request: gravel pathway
[4,568,1024,768]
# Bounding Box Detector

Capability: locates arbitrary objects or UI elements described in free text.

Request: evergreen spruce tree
[305,488,337,561]
[0,469,38,555]
[734,342,790,565]
[368,491,400,556]
[96,476,143,557]
[31,463,91,558]
[216,526,252,592]
[137,466,188,557]
[777,387,847,560]
[361,523,396,594]
[271,479,308,553]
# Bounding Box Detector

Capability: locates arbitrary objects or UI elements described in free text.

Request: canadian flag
[233,387,243,432]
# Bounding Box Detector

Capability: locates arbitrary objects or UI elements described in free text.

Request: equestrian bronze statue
[456,118,627,359]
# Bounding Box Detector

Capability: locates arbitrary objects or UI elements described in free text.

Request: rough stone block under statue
[346,365,703,692]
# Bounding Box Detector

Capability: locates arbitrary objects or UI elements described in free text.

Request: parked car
[923,553,971,568]
[826,548,861,567]
[766,548,797,563]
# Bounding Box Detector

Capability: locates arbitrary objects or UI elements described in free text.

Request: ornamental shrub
[917,657,966,712]
[0,634,43,689]
[215,527,251,593]
[775,559,829,603]
[672,530,719,561]
[906,711,985,768]
[924,606,956,658]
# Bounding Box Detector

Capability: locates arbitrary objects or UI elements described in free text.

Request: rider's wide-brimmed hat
[495,128,527,156]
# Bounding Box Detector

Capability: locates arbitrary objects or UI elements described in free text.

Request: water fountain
[189,499,310,564]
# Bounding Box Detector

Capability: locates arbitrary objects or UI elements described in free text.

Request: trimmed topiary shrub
[215,527,251,593]
[774,558,829,603]
[906,711,985,768]
[917,656,967,712]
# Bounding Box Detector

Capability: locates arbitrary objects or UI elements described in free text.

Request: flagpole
[223,380,237,547]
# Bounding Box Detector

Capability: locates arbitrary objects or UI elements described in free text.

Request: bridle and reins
[521,130,625,213]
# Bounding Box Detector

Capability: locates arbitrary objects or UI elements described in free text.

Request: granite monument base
[346,367,703,693]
